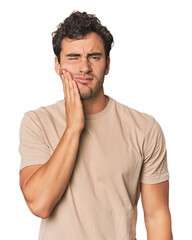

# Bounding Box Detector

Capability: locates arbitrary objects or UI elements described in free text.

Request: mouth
[74,76,93,84]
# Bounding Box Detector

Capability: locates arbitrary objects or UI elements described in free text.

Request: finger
[66,72,75,103]
[61,69,66,86]
[63,71,70,104]
[61,72,66,96]
[61,70,66,87]
[72,80,81,102]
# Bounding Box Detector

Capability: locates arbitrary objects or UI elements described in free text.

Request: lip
[74,77,93,83]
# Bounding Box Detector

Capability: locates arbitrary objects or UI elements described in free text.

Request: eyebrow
[65,52,103,57]
[88,52,103,57]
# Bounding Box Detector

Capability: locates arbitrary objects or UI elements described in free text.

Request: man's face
[55,32,110,100]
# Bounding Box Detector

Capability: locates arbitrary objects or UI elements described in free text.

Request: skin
[141,181,173,239]
[55,32,110,115]
[20,32,173,239]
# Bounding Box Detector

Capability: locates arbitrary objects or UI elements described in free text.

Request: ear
[105,56,110,75]
[55,56,61,75]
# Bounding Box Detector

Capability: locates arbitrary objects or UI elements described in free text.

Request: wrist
[65,127,83,136]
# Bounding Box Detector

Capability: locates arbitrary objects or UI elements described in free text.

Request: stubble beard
[77,77,104,100]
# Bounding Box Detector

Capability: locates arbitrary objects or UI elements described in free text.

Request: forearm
[145,210,173,240]
[23,128,82,218]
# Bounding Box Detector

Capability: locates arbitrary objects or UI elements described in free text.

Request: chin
[79,92,93,100]
[78,80,103,100]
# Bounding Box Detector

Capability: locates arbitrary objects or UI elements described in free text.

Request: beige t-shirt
[19,96,169,240]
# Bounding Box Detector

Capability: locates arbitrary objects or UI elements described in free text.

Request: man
[19,11,173,240]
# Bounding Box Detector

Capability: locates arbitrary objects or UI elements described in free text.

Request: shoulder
[21,100,65,127]
[111,97,156,131]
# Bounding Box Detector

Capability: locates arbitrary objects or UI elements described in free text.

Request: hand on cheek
[60,69,85,133]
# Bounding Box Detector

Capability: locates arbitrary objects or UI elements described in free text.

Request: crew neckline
[85,95,114,120]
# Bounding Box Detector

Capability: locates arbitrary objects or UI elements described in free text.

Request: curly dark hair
[52,11,114,63]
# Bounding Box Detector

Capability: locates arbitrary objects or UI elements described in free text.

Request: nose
[79,57,92,74]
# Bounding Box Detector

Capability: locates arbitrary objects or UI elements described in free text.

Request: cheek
[60,62,78,73]
[95,64,106,76]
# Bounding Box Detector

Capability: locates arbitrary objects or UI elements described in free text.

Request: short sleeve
[141,118,169,184]
[19,111,51,171]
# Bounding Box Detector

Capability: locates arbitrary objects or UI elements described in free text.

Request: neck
[82,88,109,115]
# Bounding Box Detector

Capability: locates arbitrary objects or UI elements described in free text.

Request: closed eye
[66,53,80,61]
[68,57,79,60]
